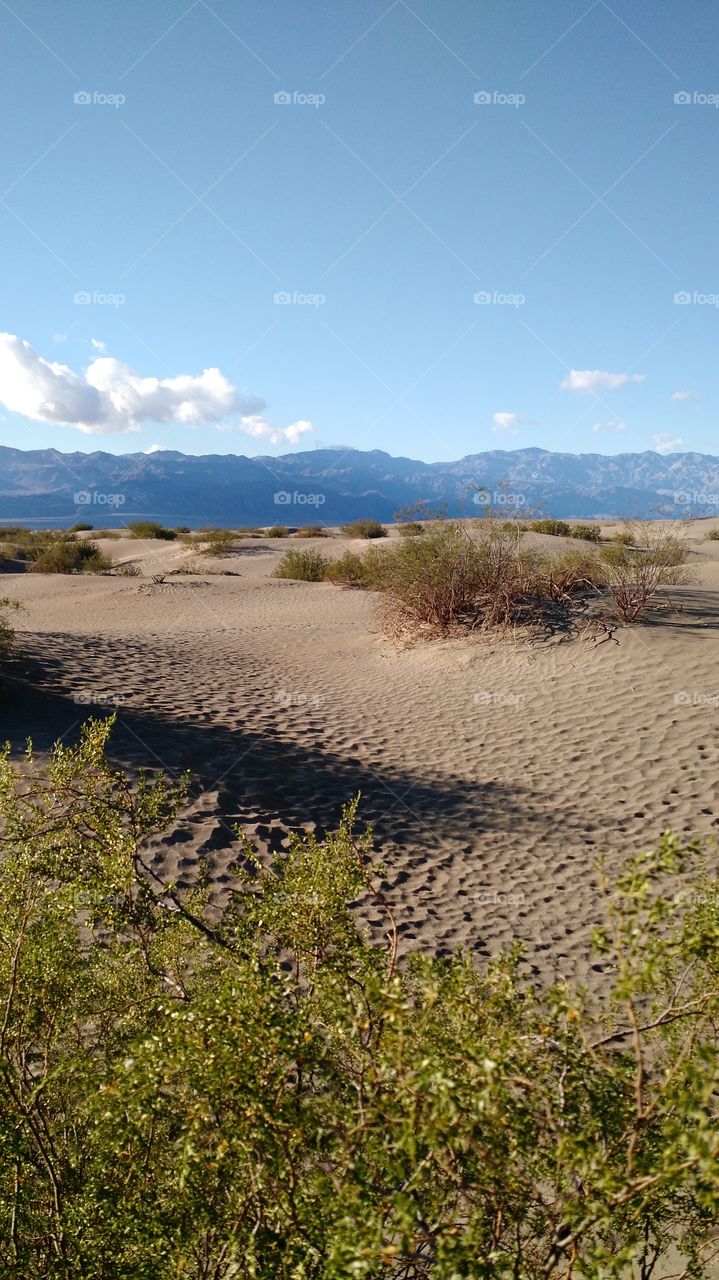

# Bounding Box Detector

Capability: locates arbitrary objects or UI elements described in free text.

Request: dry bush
[342,519,387,539]
[273,549,329,581]
[600,523,690,623]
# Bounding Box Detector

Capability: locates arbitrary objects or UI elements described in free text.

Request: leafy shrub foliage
[273,548,329,581]
[0,722,718,1276]
[266,525,290,538]
[68,522,94,532]
[295,524,327,537]
[30,538,112,574]
[342,519,387,539]
[398,521,425,537]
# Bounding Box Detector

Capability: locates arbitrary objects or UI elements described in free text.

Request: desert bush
[600,524,689,623]
[30,538,112,575]
[174,524,190,534]
[266,525,290,538]
[273,548,329,581]
[398,521,425,537]
[198,529,237,556]
[128,521,176,541]
[0,526,31,540]
[570,523,601,542]
[529,519,572,537]
[68,522,94,533]
[112,563,142,577]
[91,529,118,540]
[0,723,718,1275]
[342,519,387,539]
[612,530,635,545]
[295,524,327,538]
[0,596,19,665]
[706,528,719,541]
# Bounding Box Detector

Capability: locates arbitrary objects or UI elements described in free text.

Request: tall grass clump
[0,722,718,1274]
[273,548,329,581]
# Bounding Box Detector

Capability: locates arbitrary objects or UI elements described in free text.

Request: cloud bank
[0,334,310,444]
[560,369,645,394]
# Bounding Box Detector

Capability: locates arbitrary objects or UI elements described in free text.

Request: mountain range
[0,444,718,526]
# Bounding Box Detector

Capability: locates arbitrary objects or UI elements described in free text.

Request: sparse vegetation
[397,521,425,537]
[68,522,94,533]
[198,529,237,556]
[599,523,689,623]
[128,522,177,541]
[0,596,19,666]
[174,524,190,534]
[707,528,719,540]
[0,722,718,1275]
[266,525,290,538]
[342,518,387,539]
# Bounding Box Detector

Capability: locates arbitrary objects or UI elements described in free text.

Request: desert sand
[3,521,718,989]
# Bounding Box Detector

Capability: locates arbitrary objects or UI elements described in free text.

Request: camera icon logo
[273,291,292,304]
[673,291,692,304]
[674,91,692,105]
[73,291,92,305]
[74,490,92,505]
[273,91,292,105]
[473,490,491,506]
[473,90,492,105]
[473,290,492,305]
[74,90,92,105]
[274,491,292,505]
[674,690,691,705]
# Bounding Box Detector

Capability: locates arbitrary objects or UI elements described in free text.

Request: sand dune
[3,523,718,988]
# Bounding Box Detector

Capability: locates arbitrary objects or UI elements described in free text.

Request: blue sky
[0,0,717,462]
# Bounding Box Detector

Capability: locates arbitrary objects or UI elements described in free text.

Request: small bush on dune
[342,519,387,539]
[294,524,327,538]
[198,529,237,556]
[397,521,425,537]
[273,548,328,581]
[68,522,94,533]
[529,519,572,537]
[0,597,19,665]
[599,524,690,623]
[91,529,118,540]
[128,522,176,541]
[706,528,719,541]
[612,530,635,545]
[266,526,290,539]
[30,539,112,575]
[174,525,190,534]
[570,523,601,542]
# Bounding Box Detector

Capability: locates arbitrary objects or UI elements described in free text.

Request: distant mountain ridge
[0,444,718,525]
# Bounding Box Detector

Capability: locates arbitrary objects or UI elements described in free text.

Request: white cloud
[90,337,107,353]
[652,433,683,454]
[592,419,629,434]
[671,389,702,406]
[0,332,264,434]
[240,415,314,446]
[560,369,645,394]
[145,443,165,454]
[492,411,523,432]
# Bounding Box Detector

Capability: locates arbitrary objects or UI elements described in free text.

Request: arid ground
[3,520,718,988]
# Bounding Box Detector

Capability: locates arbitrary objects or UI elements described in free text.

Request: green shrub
[0,597,19,666]
[342,519,387,539]
[68,522,94,533]
[612,530,635,545]
[706,528,719,541]
[273,548,329,581]
[397,521,425,537]
[198,530,237,556]
[529,519,572,537]
[128,522,176,541]
[30,539,112,575]
[569,523,601,542]
[0,723,718,1275]
[266,526,290,538]
[174,525,190,534]
[0,526,30,540]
